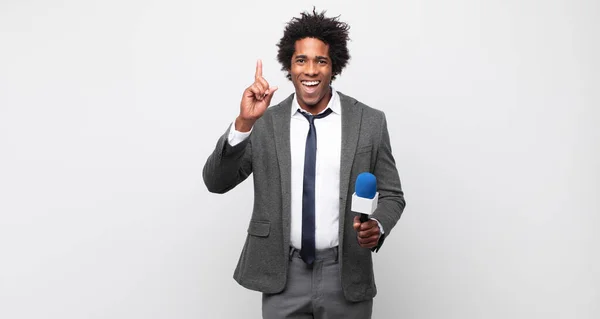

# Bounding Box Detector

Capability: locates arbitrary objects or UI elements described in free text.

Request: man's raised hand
[236,59,278,132]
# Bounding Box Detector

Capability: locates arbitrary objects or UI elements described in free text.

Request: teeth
[302,81,320,86]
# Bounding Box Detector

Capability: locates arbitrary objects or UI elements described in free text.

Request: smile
[301,80,320,87]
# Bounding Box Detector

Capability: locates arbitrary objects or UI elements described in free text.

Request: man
[203,8,405,319]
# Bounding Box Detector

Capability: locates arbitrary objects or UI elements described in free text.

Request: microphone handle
[359,213,369,223]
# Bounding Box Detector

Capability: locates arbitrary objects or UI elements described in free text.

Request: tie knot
[300,108,333,124]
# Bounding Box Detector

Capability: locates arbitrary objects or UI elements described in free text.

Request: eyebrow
[295,55,330,61]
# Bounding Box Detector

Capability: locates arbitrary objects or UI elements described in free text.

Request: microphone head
[355,172,377,199]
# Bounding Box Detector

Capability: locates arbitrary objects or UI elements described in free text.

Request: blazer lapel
[272,94,294,249]
[338,92,363,245]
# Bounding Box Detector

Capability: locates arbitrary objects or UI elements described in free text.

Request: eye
[296,58,305,63]
[318,60,328,64]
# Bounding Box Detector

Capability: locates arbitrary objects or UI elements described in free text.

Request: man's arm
[202,124,253,194]
[367,113,406,251]
[202,59,278,194]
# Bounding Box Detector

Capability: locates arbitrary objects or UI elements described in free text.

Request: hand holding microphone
[352,172,382,249]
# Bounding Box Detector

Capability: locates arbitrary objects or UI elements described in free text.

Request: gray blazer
[203,92,405,302]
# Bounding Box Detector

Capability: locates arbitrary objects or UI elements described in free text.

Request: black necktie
[299,108,333,265]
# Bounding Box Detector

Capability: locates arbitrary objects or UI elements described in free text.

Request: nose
[304,61,318,76]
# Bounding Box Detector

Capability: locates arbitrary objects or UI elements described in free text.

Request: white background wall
[1,0,598,318]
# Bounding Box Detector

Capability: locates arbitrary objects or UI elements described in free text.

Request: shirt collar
[291,86,340,117]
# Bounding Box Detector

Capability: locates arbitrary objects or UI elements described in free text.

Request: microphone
[352,172,379,223]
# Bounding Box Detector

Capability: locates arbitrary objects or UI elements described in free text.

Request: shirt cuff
[227,120,252,146]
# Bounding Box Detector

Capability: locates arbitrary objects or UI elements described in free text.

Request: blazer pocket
[247,220,270,237]
[356,145,373,155]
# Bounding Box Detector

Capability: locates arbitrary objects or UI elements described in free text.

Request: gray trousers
[262,247,373,319]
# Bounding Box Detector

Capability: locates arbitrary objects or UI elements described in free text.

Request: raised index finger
[255,59,262,79]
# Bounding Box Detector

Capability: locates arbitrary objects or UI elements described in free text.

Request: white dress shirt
[288,88,342,249]
[227,87,382,250]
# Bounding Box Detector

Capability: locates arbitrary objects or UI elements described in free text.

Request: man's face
[290,37,333,110]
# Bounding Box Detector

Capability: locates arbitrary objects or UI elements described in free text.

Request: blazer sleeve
[202,124,253,194]
[369,113,406,252]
